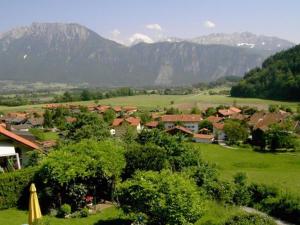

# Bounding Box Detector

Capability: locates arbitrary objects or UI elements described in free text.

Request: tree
[66,112,110,141]
[38,139,126,210]
[103,109,116,124]
[198,120,213,132]
[268,105,279,113]
[117,170,205,225]
[43,109,53,128]
[224,120,248,145]
[265,123,298,151]
[166,107,180,115]
[190,106,201,114]
[80,89,92,101]
[139,111,151,124]
[62,91,73,102]
[205,107,217,117]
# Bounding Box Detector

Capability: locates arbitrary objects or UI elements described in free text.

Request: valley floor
[196,143,300,197]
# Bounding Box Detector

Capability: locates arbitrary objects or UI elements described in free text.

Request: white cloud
[129,33,154,45]
[203,20,216,29]
[111,29,121,38]
[146,24,162,31]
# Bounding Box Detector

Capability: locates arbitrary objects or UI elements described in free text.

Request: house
[213,122,226,142]
[165,126,194,136]
[0,126,41,170]
[193,134,214,143]
[111,117,142,136]
[144,121,159,129]
[218,107,241,118]
[206,116,223,123]
[160,114,202,133]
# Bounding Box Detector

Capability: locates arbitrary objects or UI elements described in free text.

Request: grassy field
[0,94,298,113]
[195,143,300,196]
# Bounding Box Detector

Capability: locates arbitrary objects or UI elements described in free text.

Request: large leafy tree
[224,120,248,145]
[37,139,126,210]
[66,112,110,141]
[117,170,205,225]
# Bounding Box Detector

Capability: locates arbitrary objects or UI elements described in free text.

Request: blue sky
[0,0,299,44]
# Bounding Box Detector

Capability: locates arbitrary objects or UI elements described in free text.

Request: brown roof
[145,121,159,128]
[193,133,214,140]
[206,116,223,123]
[123,106,137,112]
[112,118,124,126]
[252,112,288,131]
[112,106,122,112]
[213,122,224,130]
[229,107,242,113]
[66,117,77,123]
[230,113,247,121]
[166,126,194,135]
[161,114,202,122]
[95,105,110,113]
[0,126,39,149]
[125,117,141,126]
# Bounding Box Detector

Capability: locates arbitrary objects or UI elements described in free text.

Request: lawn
[29,128,59,141]
[195,143,300,196]
[0,201,242,225]
[0,207,131,225]
[0,94,298,113]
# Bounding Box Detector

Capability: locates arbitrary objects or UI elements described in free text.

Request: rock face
[0,23,293,86]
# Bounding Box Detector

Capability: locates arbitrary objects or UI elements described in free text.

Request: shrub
[117,170,205,225]
[224,213,276,225]
[0,167,38,209]
[57,203,71,218]
[80,207,89,217]
[248,183,279,207]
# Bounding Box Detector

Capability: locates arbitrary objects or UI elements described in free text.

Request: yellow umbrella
[28,183,42,225]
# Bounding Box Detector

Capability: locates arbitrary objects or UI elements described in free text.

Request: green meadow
[0,93,298,112]
[195,143,300,197]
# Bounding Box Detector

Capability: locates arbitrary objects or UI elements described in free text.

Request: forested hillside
[231,45,300,100]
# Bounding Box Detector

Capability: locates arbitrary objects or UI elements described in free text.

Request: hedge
[0,167,38,209]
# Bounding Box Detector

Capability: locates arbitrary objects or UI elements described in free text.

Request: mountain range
[0,23,295,86]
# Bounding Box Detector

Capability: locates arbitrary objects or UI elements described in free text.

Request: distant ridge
[0,23,294,86]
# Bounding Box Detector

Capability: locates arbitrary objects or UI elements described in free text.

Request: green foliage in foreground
[0,167,38,209]
[117,170,206,225]
[37,139,126,211]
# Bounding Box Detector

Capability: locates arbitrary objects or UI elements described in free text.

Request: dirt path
[242,206,293,225]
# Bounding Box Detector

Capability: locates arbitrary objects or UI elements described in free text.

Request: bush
[0,167,38,209]
[224,213,276,225]
[57,203,71,218]
[80,207,89,217]
[117,170,205,225]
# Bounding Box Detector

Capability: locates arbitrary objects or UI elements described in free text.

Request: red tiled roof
[123,106,137,112]
[112,106,122,112]
[125,117,141,126]
[66,117,77,123]
[166,126,194,135]
[0,126,39,149]
[213,122,224,130]
[95,105,110,113]
[229,107,241,113]
[161,114,202,122]
[206,116,223,123]
[193,133,214,139]
[145,121,159,128]
[112,118,124,126]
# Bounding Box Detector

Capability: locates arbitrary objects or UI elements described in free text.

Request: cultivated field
[0,94,298,113]
[195,143,300,196]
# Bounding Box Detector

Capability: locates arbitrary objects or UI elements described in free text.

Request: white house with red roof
[0,126,41,170]
[160,114,202,133]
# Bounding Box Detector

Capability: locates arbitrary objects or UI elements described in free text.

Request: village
[0,102,299,171]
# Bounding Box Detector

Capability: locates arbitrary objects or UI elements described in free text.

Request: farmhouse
[213,122,226,142]
[193,133,214,143]
[160,114,202,133]
[218,106,241,118]
[111,117,142,136]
